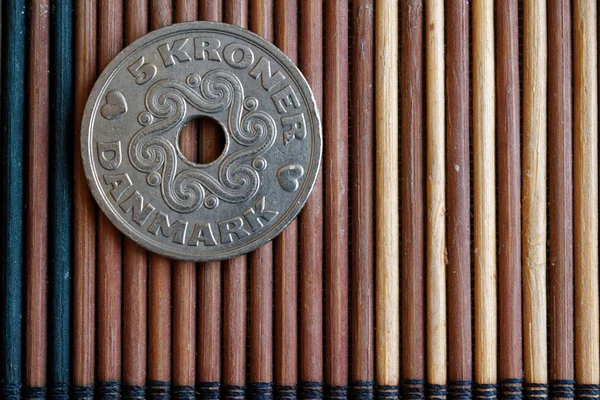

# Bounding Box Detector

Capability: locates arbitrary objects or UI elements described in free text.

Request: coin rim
[81,21,322,261]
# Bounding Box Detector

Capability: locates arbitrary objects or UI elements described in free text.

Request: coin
[81,22,322,261]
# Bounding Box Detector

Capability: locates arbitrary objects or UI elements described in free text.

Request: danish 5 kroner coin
[81,22,322,261]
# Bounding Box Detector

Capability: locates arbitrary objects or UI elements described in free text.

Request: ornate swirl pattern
[128,70,277,213]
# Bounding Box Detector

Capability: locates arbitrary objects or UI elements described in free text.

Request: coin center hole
[179,116,226,165]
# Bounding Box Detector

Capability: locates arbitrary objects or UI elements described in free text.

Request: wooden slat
[375,0,400,391]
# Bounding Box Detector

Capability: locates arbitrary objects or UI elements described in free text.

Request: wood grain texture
[26,0,50,390]
[495,0,522,383]
[274,0,298,389]
[172,0,198,390]
[445,0,472,383]
[548,0,574,384]
[248,0,273,388]
[147,0,173,387]
[472,0,497,384]
[223,0,248,391]
[325,0,349,389]
[375,0,400,386]
[401,0,425,383]
[522,0,548,384]
[351,0,375,385]
[123,0,148,388]
[97,0,124,384]
[299,0,324,387]
[425,0,446,385]
[197,0,222,387]
[574,0,600,385]
[73,0,97,387]
[49,0,73,391]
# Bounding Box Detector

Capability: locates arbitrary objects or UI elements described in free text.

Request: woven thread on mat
[376,384,400,399]
[223,384,246,400]
[250,382,273,400]
[300,381,323,399]
[576,384,600,399]
[72,385,94,399]
[97,381,120,399]
[148,381,170,400]
[549,380,575,399]
[449,381,472,400]
[523,382,548,399]
[499,378,523,400]
[173,385,196,399]
[24,386,47,399]
[197,381,220,400]
[275,384,297,399]
[427,383,448,400]
[474,383,498,400]
[403,379,425,399]
[123,384,146,399]
[352,380,374,400]
[3,383,21,400]
[326,385,348,399]
[50,382,69,400]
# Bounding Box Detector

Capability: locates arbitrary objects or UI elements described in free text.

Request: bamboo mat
[1,1,599,399]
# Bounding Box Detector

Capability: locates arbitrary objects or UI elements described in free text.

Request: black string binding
[72,385,94,400]
[449,381,472,400]
[123,384,146,400]
[300,381,324,399]
[97,381,120,399]
[376,384,400,399]
[427,383,448,400]
[50,382,69,400]
[403,379,425,399]
[523,382,547,399]
[352,380,375,400]
[499,378,523,399]
[148,380,170,400]
[549,380,575,399]
[275,384,297,399]
[173,385,196,399]
[474,383,498,400]
[576,384,600,399]
[326,385,348,399]
[197,381,220,400]
[250,382,273,400]
[222,384,246,400]
[24,386,47,399]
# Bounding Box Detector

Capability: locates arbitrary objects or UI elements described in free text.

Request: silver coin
[81,22,321,261]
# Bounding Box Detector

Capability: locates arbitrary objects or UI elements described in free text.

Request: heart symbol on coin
[277,164,305,193]
[101,90,128,120]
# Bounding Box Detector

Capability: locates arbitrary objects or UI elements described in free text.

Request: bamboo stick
[299,0,324,396]
[1,1,26,396]
[375,0,400,393]
[548,0,575,396]
[495,0,523,395]
[171,1,198,397]
[222,1,248,397]
[324,0,349,395]
[49,0,73,395]
[123,0,148,396]
[351,0,375,394]
[73,0,97,394]
[425,0,446,391]
[147,3,173,397]
[522,0,548,391]
[274,1,299,397]
[401,0,425,395]
[97,0,124,392]
[25,0,50,396]
[196,2,222,398]
[472,0,497,391]
[574,0,600,388]
[247,1,273,398]
[445,0,472,393]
